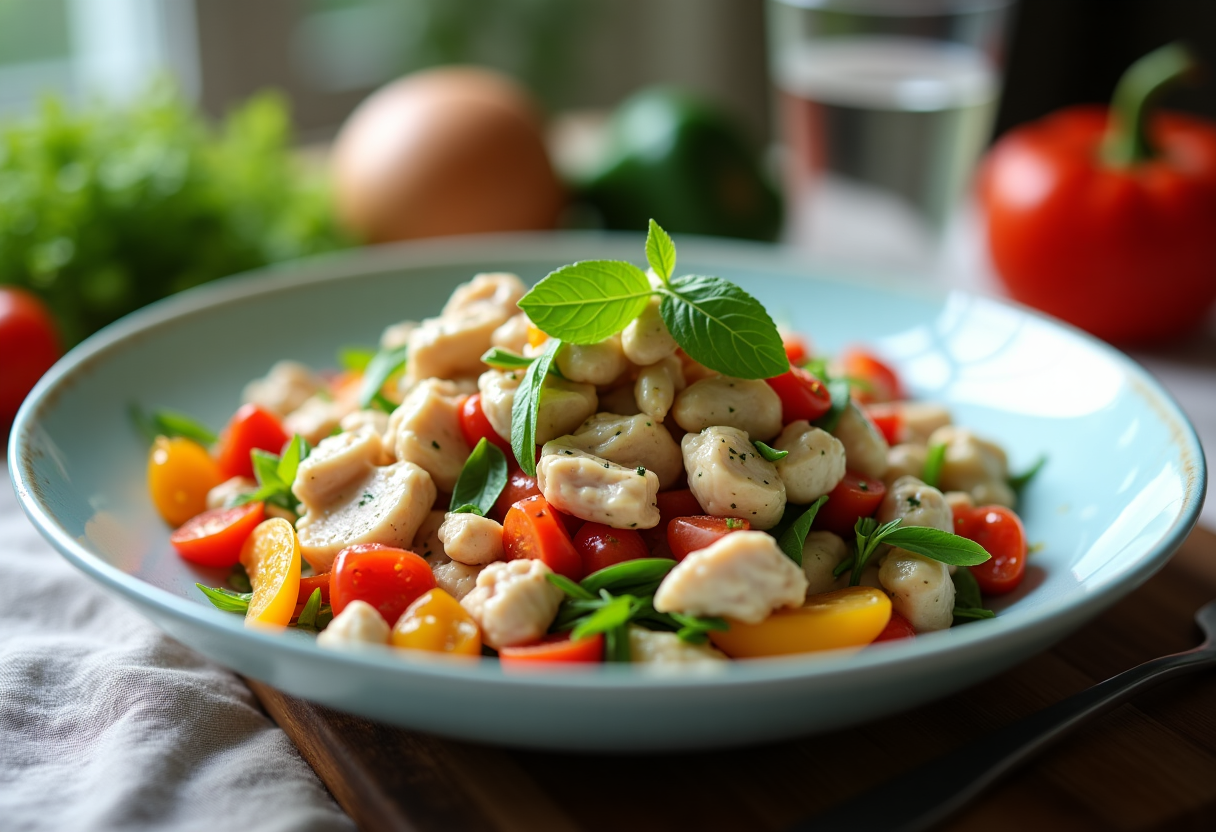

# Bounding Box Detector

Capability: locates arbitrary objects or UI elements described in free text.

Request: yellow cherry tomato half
[147,436,224,527]
[390,588,481,656]
[709,587,892,658]
[239,518,302,629]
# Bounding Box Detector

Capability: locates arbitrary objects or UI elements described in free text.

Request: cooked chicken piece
[284,395,357,446]
[682,426,786,530]
[884,443,928,486]
[635,354,686,422]
[206,476,256,510]
[384,378,469,493]
[438,512,505,566]
[772,420,847,504]
[549,412,684,490]
[556,335,629,386]
[833,403,889,479]
[379,320,417,351]
[340,408,390,439]
[316,600,390,649]
[628,626,728,664]
[801,531,850,596]
[242,360,324,419]
[879,550,954,632]
[476,369,598,446]
[653,531,808,624]
[536,446,660,529]
[405,272,526,385]
[411,509,447,559]
[426,554,485,602]
[490,312,531,354]
[622,297,678,365]
[459,559,564,649]
[672,377,783,441]
[878,475,954,533]
[296,461,436,572]
[292,428,384,512]
[929,426,1016,508]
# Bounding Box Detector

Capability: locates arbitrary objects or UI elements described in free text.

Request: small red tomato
[170,501,266,568]
[330,543,436,626]
[499,632,604,665]
[490,466,541,521]
[502,495,584,580]
[782,333,810,366]
[812,471,886,537]
[864,403,903,446]
[0,287,61,428]
[955,505,1028,595]
[667,515,750,562]
[841,348,903,404]
[215,403,290,480]
[639,488,704,550]
[765,366,832,424]
[458,394,512,455]
[872,611,916,642]
[574,523,650,574]
[296,574,332,606]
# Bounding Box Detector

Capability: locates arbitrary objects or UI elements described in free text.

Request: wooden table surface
[249,526,1216,832]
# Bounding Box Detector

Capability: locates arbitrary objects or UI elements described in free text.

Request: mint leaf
[1009,454,1047,496]
[882,526,991,566]
[358,344,407,409]
[510,337,562,476]
[449,438,508,516]
[480,347,535,371]
[658,274,787,379]
[776,495,829,566]
[197,584,251,614]
[129,403,217,446]
[646,219,676,282]
[753,440,788,462]
[518,261,653,345]
[580,558,677,597]
[922,443,947,489]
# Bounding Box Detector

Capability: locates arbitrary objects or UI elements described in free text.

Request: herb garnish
[776,495,829,566]
[1008,454,1047,497]
[833,517,991,586]
[951,567,996,622]
[753,440,789,462]
[480,347,536,371]
[509,337,563,474]
[358,344,407,412]
[235,434,308,512]
[922,442,947,489]
[449,437,508,516]
[129,403,217,446]
[196,584,252,613]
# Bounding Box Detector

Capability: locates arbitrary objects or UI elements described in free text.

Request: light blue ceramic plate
[9,233,1206,752]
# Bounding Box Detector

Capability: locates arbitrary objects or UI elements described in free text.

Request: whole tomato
[1,287,61,429]
[980,44,1216,343]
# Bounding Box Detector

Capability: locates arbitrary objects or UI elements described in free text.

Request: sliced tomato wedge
[490,465,541,522]
[216,403,290,480]
[842,348,904,405]
[170,501,265,568]
[458,393,512,456]
[872,610,916,642]
[499,632,604,665]
[812,471,886,537]
[667,515,750,561]
[955,505,1028,595]
[765,366,832,424]
[503,494,584,580]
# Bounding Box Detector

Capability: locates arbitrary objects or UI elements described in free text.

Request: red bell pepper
[980,43,1216,343]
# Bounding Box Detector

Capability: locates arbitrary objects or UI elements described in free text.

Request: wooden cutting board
[248,526,1216,832]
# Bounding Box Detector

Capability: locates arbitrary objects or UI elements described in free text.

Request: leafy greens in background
[0,82,348,345]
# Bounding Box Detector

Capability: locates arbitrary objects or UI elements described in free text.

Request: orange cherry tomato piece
[391,589,481,656]
[330,543,436,627]
[955,505,1028,595]
[239,517,302,629]
[502,494,583,580]
[216,403,289,480]
[667,515,750,562]
[499,632,604,665]
[170,501,265,568]
[148,436,224,527]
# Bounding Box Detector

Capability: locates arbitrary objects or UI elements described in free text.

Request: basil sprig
[753,440,788,462]
[480,347,535,371]
[833,517,991,587]
[196,584,252,613]
[517,220,787,380]
[509,337,563,475]
[449,438,508,516]
[776,495,829,566]
[922,443,947,489]
[130,403,217,446]
[358,344,407,412]
[951,567,996,622]
[236,434,308,512]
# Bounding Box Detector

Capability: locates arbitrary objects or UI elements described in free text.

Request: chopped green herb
[922,442,947,489]
[753,440,789,462]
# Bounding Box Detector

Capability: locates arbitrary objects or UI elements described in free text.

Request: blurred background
[1,0,1214,352]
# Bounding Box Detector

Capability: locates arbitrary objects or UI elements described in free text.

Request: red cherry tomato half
[667,515,751,562]
[169,501,266,568]
[330,543,436,626]
[841,348,904,405]
[490,466,541,522]
[296,574,332,606]
[639,488,704,550]
[458,394,512,456]
[573,523,650,574]
[782,333,810,366]
[812,471,886,537]
[0,286,61,428]
[499,632,605,665]
[872,610,916,642]
[503,495,584,580]
[954,505,1028,595]
[215,403,290,480]
[864,404,903,447]
[765,366,832,424]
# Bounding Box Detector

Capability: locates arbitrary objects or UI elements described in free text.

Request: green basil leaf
[251,449,283,490]
[510,337,562,475]
[580,558,677,596]
[922,443,947,489]
[450,504,482,516]
[951,566,985,610]
[277,435,307,487]
[571,595,637,640]
[338,345,377,373]
[546,572,596,601]
[129,403,217,445]
[753,440,788,462]
[667,612,729,644]
[952,607,997,621]
[449,437,508,516]
[315,605,334,630]
[358,344,408,409]
[658,275,788,380]
[295,588,323,629]
[480,347,535,371]
[228,564,252,593]
[604,624,632,662]
[776,495,829,567]
[880,526,992,566]
[814,380,852,433]
[518,260,653,345]
[1008,454,1047,496]
[196,584,251,614]
[645,219,676,282]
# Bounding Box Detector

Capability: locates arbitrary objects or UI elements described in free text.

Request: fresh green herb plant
[776,495,829,567]
[450,438,508,516]
[833,517,991,587]
[235,434,308,512]
[509,337,563,474]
